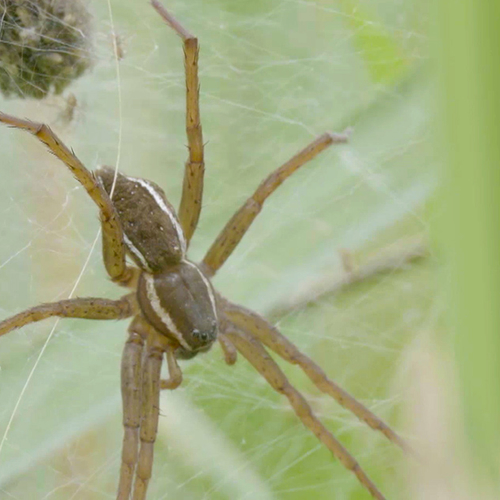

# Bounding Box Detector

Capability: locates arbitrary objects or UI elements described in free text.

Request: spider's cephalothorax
[138,265,218,359]
[98,167,218,359]
[0,2,410,500]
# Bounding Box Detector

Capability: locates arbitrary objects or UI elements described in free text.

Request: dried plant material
[0,0,92,99]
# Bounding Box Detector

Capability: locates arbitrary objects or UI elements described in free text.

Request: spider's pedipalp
[221,298,412,454]
[161,348,183,390]
[219,333,238,365]
[224,325,386,500]
[202,131,350,277]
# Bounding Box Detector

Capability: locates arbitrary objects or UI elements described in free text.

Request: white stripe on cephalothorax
[182,260,218,321]
[144,274,191,351]
[123,233,152,272]
[130,177,187,255]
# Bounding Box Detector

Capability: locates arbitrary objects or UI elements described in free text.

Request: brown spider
[0,2,410,499]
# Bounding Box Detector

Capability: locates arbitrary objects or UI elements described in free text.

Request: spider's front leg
[223,325,387,500]
[118,318,146,500]
[0,112,138,288]
[118,315,184,500]
[132,328,176,500]
[220,297,412,454]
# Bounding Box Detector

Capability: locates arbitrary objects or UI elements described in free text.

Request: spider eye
[192,327,216,343]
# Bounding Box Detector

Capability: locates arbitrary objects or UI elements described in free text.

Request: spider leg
[223,325,386,500]
[152,1,204,246]
[0,112,137,287]
[0,295,135,337]
[221,297,412,455]
[202,131,350,277]
[132,328,170,500]
[118,317,147,500]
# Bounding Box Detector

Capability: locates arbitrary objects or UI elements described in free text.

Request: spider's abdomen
[137,260,218,358]
[96,167,186,272]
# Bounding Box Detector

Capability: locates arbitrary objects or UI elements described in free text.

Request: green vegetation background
[0,0,432,499]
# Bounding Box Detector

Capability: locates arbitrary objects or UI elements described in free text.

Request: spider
[0,2,410,499]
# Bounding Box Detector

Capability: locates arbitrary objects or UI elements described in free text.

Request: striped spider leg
[0,2,410,500]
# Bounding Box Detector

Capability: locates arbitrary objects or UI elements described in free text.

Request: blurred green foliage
[438,0,500,489]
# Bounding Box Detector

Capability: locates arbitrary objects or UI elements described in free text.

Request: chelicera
[0,2,410,499]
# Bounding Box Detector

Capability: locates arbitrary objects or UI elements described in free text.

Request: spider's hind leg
[0,112,136,287]
[152,0,204,246]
